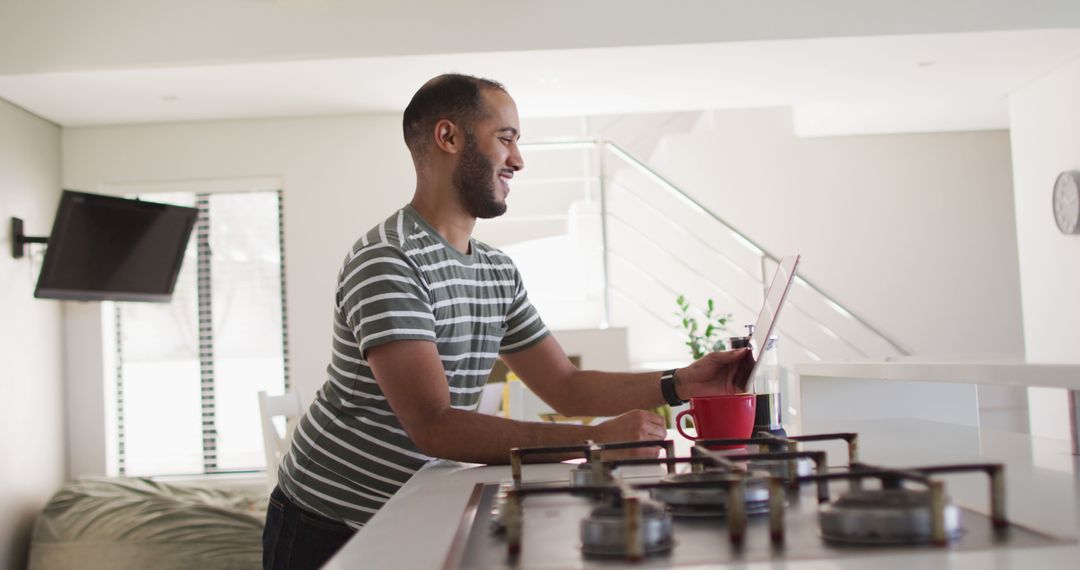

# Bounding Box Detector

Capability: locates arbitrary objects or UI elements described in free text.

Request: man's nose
[508,144,524,171]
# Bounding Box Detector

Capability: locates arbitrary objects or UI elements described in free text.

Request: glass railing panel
[771,301,870,361]
[604,215,763,317]
[600,141,910,361]
[602,147,765,278]
[784,279,906,358]
[607,254,758,361]
[605,190,762,297]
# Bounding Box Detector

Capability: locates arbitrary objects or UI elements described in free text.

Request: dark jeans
[263,486,357,570]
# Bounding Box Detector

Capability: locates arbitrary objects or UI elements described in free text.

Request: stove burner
[649,471,772,517]
[819,489,963,544]
[580,499,674,556]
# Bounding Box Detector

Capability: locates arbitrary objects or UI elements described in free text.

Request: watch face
[1053,170,1080,235]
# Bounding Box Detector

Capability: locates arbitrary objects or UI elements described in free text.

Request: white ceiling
[1,0,1080,135]
[4,0,1078,74]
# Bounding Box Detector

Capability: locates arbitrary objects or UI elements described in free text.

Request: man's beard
[453,133,507,219]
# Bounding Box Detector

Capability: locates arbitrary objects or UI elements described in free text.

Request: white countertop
[324,419,1080,569]
[795,359,1080,390]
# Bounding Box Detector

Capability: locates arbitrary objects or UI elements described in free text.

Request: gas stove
[442,432,1072,569]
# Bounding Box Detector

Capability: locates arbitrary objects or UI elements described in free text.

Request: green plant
[674,295,732,359]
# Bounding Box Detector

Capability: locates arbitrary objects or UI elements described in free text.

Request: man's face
[452,89,524,219]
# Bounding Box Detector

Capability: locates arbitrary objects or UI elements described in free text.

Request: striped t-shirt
[277,204,550,528]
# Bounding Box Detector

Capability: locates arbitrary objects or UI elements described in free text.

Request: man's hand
[591,410,667,459]
[676,348,755,399]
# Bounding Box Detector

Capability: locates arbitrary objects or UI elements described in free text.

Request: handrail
[517,139,913,357]
[603,140,911,357]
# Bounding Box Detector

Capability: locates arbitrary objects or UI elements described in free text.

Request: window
[107,190,289,476]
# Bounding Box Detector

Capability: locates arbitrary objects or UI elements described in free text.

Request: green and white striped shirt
[278,205,549,528]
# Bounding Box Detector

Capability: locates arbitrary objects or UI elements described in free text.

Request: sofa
[29,477,266,570]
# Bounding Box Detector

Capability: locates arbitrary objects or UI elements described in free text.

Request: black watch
[660,369,686,406]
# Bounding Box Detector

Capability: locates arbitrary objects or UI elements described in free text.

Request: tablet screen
[750,255,801,365]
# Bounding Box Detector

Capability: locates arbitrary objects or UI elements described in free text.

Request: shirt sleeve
[338,243,436,357]
[500,265,550,354]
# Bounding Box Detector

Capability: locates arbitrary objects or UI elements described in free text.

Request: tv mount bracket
[11,217,49,259]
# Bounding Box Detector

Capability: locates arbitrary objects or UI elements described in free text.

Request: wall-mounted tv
[34,190,198,302]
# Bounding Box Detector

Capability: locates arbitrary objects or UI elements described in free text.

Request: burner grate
[496,433,1012,559]
[793,462,1007,545]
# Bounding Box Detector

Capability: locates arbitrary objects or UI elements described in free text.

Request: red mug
[675,394,757,449]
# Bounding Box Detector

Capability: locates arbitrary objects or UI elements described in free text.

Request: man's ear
[433,119,461,154]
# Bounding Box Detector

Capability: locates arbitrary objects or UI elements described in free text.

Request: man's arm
[366,339,667,465]
[500,336,753,418]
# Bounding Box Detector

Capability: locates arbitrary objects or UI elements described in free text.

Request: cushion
[29,477,266,570]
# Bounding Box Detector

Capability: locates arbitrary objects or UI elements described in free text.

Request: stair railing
[518,139,913,359]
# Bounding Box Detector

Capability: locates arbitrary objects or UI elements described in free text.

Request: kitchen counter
[324,419,1080,569]
[795,359,1080,390]
[794,359,1080,451]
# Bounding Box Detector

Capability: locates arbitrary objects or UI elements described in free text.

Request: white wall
[658,108,1024,359]
[0,98,65,569]
[61,114,416,472]
[1009,57,1080,440]
[63,302,112,478]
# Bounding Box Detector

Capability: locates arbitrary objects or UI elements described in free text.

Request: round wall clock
[1053,170,1080,235]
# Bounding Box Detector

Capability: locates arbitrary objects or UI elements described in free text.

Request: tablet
[747,254,801,376]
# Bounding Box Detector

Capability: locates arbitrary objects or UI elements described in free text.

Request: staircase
[473,120,911,371]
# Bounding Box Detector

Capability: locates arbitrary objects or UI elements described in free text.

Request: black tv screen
[34,190,198,302]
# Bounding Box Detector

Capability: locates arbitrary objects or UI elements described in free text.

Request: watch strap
[660,369,687,406]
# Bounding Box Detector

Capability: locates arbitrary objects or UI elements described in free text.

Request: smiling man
[262,74,753,570]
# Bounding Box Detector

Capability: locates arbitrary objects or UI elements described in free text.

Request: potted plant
[675,294,732,358]
[658,295,732,428]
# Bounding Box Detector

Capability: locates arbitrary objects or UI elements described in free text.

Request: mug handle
[675,409,699,440]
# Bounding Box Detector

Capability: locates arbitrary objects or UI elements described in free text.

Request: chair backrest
[258,390,305,491]
[476,381,505,415]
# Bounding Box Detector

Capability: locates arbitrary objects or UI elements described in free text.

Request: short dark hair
[402,74,506,156]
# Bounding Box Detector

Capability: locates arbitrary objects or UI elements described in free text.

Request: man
[262,74,753,570]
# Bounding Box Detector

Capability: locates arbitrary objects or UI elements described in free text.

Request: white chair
[476,382,505,416]
[258,389,305,491]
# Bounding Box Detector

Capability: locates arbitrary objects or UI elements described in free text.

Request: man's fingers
[634,410,666,440]
[713,348,752,363]
[731,353,756,392]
